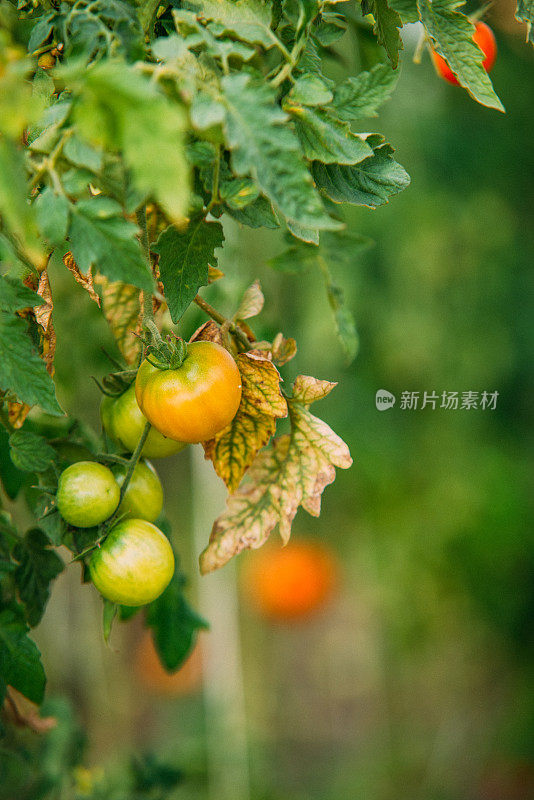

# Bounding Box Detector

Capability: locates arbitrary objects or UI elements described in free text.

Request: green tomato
[113,460,163,523]
[100,383,186,459]
[89,519,174,606]
[56,461,120,528]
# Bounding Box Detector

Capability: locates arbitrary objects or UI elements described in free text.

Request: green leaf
[34,496,64,547]
[515,0,534,44]
[333,63,399,120]
[417,0,504,111]
[225,195,280,228]
[312,140,410,207]
[361,0,403,67]
[153,218,224,322]
[183,0,276,49]
[68,197,152,290]
[0,429,26,500]
[389,0,419,23]
[63,135,103,172]
[0,139,43,266]
[0,313,62,416]
[9,431,57,473]
[0,606,46,704]
[13,529,64,627]
[0,276,42,314]
[284,101,374,164]
[288,74,334,106]
[146,567,208,671]
[35,188,70,247]
[72,61,188,222]
[220,72,338,230]
[318,255,359,364]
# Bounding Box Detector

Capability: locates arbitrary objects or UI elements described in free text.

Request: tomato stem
[194,294,252,351]
[103,420,152,530]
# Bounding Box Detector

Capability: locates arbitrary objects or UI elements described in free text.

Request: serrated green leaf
[34,496,64,546]
[9,431,57,473]
[333,63,399,120]
[289,74,334,106]
[35,188,70,246]
[13,529,64,627]
[220,72,338,230]
[183,0,276,48]
[312,141,410,207]
[318,258,359,364]
[68,197,152,290]
[0,276,42,314]
[417,0,504,111]
[361,0,403,67]
[285,101,374,164]
[0,313,62,416]
[153,218,224,322]
[0,606,46,704]
[72,61,188,221]
[287,219,320,244]
[147,566,208,671]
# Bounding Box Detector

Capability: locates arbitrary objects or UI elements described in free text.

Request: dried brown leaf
[34,271,56,378]
[208,265,225,283]
[189,320,224,345]
[63,252,101,307]
[199,378,352,573]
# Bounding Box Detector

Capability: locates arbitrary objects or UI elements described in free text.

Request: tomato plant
[432,21,497,86]
[89,519,175,606]
[0,0,531,787]
[56,461,120,528]
[135,341,242,443]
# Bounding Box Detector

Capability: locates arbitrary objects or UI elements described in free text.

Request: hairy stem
[102,420,152,533]
[136,205,155,324]
[194,295,252,351]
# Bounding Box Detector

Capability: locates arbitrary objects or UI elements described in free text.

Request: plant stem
[136,205,155,324]
[118,421,151,503]
[194,295,252,351]
[206,146,221,212]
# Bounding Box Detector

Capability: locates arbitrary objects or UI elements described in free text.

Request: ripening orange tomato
[135,341,242,444]
[431,21,497,86]
[134,630,203,696]
[242,541,338,622]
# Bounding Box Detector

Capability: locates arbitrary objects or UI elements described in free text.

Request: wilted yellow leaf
[189,320,224,345]
[34,271,55,378]
[235,279,264,321]
[200,377,352,573]
[271,332,297,365]
[98,280,143,365]
[203,351,287,493]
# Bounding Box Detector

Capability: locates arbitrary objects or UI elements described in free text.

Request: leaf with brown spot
[203,350,287,493]
[208,265,225,283]
[8,401,32,429]
[63,252,101,307]
[200,379,352,574]
[98,280,143,365]
[271,332,297,366]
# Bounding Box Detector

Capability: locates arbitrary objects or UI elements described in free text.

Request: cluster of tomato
[55,341,242,606]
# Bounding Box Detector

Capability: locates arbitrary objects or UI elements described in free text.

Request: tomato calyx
[142,328,188,371]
